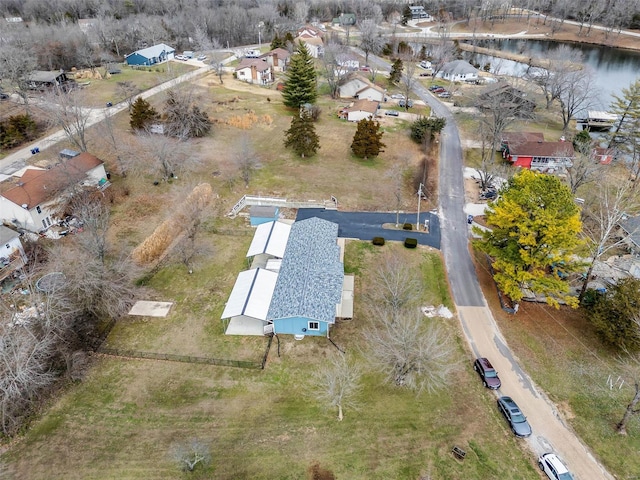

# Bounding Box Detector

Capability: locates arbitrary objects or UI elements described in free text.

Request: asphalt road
[295,208,440,248]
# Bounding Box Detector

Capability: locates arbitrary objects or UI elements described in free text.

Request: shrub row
[402,223,413,230]
[372,237,385,246]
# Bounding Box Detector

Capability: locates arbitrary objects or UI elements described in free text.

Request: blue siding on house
[250,207,280,226]
[273,316,329,336]
[125,53,155,66]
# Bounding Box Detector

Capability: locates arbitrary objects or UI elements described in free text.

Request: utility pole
[258,21,264,51]
[416,183,424,231]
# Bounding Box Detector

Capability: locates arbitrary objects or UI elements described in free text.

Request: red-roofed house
[504,140,575,172]
[593,146,614,165]
[0,153,108,232]
[235,58,273,85]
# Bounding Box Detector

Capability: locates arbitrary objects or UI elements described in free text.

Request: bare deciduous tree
[68,191,111,264]
[163,89,212,140]
[386,160,409,227]
[115,81,141,112]
[359,19,384,66]
[41,89,92,152]
[0,44,38,111]
[526,45,584,110]
[564,148,601,195]
[579,178,640,300]
[363,309,456,393]
[399,56,418,112]
[125,133,194,181]
[320,41,350,100]
[0,323,56,436]
[615,350,640,435]
[170,438,212,472]
[310,353,361,421]
[558,67,599,131]
[233,135,261,187]
[367,250,422,316]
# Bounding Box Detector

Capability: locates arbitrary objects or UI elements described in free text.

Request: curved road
[365,51,614,479]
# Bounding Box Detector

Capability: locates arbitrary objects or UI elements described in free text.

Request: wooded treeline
[0,0,638,72]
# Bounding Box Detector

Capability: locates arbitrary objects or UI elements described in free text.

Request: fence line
[98,347,263,369]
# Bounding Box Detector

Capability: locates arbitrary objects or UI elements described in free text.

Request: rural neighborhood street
[402,61,615,479]
[0,64,211,177]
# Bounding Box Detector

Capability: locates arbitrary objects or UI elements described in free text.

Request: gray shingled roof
[621,216,640,248]
[267,217,343,324]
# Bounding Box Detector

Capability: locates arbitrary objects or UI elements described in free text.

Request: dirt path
[458,306,614,480]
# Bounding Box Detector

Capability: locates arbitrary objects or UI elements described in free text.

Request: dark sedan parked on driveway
[473,357,501,389]
[497,396,532,437]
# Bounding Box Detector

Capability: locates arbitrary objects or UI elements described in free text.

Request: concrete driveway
[295,208,440,249]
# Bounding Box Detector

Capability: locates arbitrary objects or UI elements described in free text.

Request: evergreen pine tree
[351,118,386,159]
[284,112,320,158]
[130,97,158,131]
[281,41,318,109]
[389,59,403,84]
[270,34,285,50]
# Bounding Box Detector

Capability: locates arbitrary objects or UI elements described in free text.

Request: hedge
[404,238,418,248]
[372,237,385,246]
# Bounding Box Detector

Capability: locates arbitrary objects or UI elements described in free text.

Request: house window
[42,219,47,229]
[308,321,320,330]
[36,206,42,214]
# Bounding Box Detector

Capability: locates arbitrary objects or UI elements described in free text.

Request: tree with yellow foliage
[474,169,583,308]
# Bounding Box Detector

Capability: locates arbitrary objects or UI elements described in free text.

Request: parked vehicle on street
[538,453,574,480]
[429,85,443,91]
[175,54,187,61]
[473,357,501,389]
[438,91,452,98]
[432,87,446,94]
[385,110,399,116]
[197,55,207,61]
[497,396,532,437]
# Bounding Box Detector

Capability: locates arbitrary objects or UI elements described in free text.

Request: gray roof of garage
[267,217,343,324]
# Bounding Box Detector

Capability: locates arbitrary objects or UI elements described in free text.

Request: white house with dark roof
[438,60,479,83]
[338,74,385,102]
[235,58,273,85]
[0,152,108,232]
[260,48,290,72]
[341,99,380,122]
[0,226,27,283]
[222,217,348,337]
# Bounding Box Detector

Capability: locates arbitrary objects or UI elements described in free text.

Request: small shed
[250,206,280,226]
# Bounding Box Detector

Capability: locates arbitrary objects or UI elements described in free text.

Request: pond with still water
[465,39,640,112]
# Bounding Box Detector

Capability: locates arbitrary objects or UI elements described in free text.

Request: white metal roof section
[221,268,278,320]
[246,220,291,258]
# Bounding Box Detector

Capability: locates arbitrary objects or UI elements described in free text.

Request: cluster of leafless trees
[0,192,137,435]
[0,0,636,75]
[311,250,457,421]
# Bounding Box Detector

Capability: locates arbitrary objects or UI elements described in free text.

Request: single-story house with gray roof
[222,217,350,338]
[125,43,175,66]
[437,60,478,83]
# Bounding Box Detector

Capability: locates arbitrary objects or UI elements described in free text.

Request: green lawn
[5,242,539,479]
